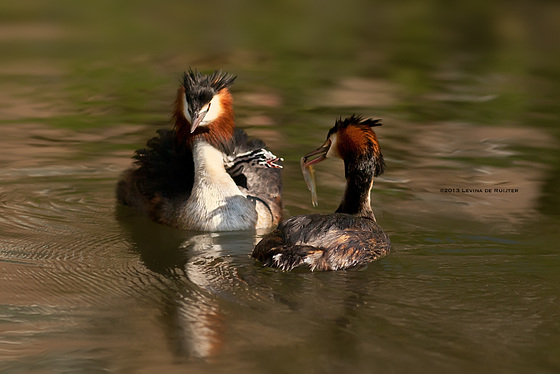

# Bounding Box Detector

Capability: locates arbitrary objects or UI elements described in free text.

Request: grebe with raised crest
[252,115,390,271]
[117,69,283,231]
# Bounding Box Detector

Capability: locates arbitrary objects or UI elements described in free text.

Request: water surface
[1,1,560,373]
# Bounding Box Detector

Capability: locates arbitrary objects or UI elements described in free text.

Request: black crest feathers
[337,114,382,129]
[181,69,237,93]
[327,114,382,138]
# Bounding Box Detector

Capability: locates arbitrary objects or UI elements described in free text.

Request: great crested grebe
[117,69,283,231]
[252,115,390,271]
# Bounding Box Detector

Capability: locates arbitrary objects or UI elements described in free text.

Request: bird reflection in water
[116,208,248,359]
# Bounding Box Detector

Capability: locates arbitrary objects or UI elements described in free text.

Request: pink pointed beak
[190,110,207,133]
[300,139,331,167]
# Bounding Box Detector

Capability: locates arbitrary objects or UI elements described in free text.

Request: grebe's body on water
[252,115,390,271]
[117,70,282,231]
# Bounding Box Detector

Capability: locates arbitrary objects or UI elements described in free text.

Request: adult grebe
[252,115,390,271]
[117,69,283,231]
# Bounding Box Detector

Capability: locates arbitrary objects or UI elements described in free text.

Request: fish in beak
[300,139,331,207]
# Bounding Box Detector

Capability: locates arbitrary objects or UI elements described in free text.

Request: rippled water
[1,1,560,373]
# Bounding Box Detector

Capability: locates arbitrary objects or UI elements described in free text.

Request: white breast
[172,140,258,231]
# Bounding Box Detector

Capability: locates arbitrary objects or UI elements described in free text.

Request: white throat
[179,139,257,231]
[192,139,235,185]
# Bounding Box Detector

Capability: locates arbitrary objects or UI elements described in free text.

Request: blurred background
[1,0,559,373]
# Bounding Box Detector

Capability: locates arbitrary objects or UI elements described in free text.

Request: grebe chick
[252,115,390,271]
[117,69,283,231]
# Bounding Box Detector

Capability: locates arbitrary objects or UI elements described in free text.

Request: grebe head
[300,115,385,210]
[302,115,385,175]
[173,69,237,147]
